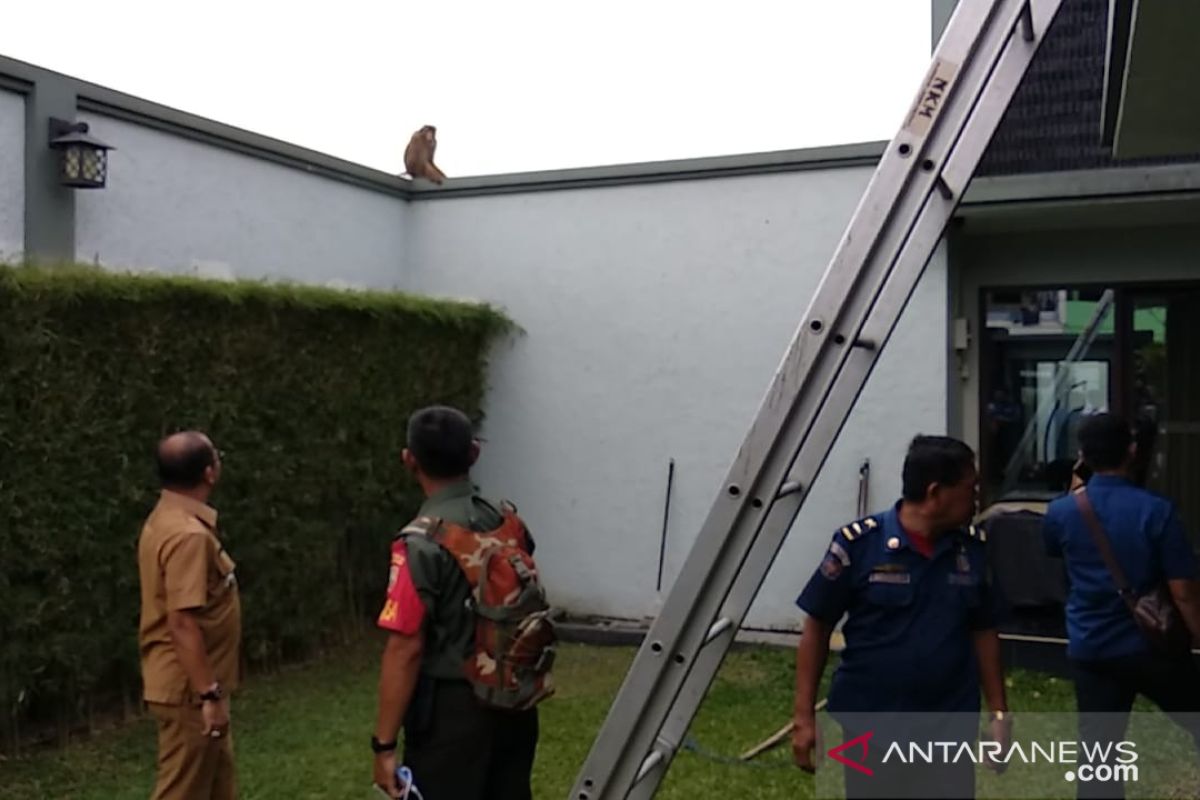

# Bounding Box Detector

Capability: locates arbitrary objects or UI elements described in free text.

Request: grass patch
[0,641,809,799]
[1,640,1196,799]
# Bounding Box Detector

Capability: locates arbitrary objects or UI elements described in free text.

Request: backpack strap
[398,505,530,588]
[474,495,505,516]
[468,495,531,553]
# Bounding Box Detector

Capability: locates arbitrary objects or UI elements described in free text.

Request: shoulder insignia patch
[398,515,439,538]
[840,517,878,541]
[820,551,845,580]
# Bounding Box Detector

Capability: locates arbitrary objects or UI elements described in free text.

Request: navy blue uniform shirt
[796,503,996,715]
[1042,475,1196,661]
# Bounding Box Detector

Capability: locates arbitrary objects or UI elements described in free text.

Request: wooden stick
[739,699,827,761]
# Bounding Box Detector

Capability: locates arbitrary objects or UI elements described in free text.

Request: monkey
[403,125,447,185]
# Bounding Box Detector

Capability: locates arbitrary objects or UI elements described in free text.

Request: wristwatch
[371,735,397,754]
[199,683,223,703]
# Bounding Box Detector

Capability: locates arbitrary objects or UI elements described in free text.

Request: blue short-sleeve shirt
[1042,475,1196,661]
[796,503,997,714]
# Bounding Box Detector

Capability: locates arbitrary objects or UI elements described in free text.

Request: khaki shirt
[137,491,241,704]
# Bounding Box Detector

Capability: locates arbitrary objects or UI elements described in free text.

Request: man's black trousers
[1073,652,1200,800]
[403,678,539,800]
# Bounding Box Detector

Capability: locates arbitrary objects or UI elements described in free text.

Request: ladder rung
[776,480,803,499]
[935,175,955,200]
[704,617,733,645]
[634,749,665,784]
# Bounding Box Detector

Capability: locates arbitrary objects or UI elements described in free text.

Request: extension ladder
[569,1,1067,797]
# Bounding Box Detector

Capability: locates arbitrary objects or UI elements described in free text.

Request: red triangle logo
[828,730,874,776]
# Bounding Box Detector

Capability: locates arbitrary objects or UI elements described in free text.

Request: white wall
[406,170,948,629]
[75,114,406,288]
[0,89,24,260]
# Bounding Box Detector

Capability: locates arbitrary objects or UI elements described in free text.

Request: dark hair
[1044,458,1075,493]
[901,435,976,502]
[157,432,216,489]
[406,406,475,479]
[1078,413,1132,472]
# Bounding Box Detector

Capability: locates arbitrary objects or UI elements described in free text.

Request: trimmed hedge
[0,265,513,747]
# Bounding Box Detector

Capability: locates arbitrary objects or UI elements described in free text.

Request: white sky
[2,1,932,177]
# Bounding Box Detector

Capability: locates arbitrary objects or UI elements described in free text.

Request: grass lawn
[1,640,1197,799]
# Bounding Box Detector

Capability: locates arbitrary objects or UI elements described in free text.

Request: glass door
[980,287,1116,503]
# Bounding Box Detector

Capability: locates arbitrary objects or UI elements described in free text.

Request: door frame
[975,281,1200,502]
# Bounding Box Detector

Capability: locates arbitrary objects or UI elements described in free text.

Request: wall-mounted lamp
[48,118,115,189]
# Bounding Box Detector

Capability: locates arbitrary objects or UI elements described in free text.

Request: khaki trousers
[147,702,236,800]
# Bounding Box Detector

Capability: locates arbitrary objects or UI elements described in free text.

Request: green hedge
[0,265,513,747]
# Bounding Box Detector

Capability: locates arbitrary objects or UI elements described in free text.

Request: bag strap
[1072,488,1136,606]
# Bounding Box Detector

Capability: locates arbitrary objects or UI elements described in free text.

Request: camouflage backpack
[401,502,556,711]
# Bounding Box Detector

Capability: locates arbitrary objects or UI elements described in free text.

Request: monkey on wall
[403,125,447,185]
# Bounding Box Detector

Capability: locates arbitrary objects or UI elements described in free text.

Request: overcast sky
[2,1,932,177]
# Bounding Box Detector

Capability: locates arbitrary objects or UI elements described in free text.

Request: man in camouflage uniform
[371,406,539,800]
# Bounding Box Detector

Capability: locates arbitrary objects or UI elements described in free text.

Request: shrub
[0,265,513,748]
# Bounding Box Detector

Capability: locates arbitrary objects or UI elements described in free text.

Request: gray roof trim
[0,54,411,199]
[963,162,1200,207]
[9,52,1200,208]
[403,142,888,200]
[0,71,31,94]
[77,93,411,199]
[1,51,886,198]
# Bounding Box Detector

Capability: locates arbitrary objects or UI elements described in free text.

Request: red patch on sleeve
[376,540,426,635]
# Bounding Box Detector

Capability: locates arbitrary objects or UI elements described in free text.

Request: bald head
[157,431,219,491]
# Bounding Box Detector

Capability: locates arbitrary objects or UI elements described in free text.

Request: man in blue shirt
[792,435,1010,799]
[1043,413,1200,799]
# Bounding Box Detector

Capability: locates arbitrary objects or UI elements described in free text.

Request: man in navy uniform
[1043,413,1200,800]
[792,435,1010,799]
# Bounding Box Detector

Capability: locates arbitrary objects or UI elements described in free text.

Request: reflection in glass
[983,288,1114,501]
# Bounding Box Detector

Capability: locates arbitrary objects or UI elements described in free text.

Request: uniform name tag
[868,572,911,585]
[947,574,978,586]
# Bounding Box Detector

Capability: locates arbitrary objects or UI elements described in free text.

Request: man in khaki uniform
[137,431,241,800]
